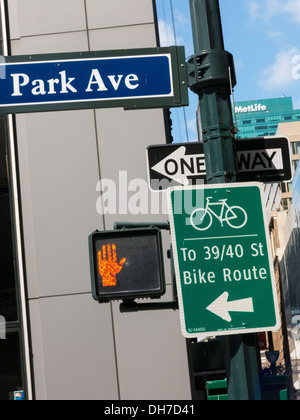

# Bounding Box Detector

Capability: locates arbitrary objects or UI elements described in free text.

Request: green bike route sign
[168,183,281,338]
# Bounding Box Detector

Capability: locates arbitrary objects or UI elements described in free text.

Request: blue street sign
[0,47,188,113]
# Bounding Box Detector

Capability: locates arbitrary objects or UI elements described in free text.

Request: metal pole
[188,0,236,185]
[188,0,261,400]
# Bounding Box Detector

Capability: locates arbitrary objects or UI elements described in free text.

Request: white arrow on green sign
[168,182,281,338]
[206,292,254,323]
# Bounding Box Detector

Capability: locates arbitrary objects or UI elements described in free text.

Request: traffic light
[89,227,166,303]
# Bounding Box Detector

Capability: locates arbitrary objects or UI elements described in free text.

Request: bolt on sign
[168,183,281,338]
[88,228,165,303]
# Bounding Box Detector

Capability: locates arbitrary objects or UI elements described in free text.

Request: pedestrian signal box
[89,228,166,303]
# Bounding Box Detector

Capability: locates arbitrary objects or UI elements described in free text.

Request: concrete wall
[8,0,191,400]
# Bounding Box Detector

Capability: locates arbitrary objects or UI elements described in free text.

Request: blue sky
[155,0,300,142]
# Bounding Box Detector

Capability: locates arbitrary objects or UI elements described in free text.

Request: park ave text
[10,69,140,97]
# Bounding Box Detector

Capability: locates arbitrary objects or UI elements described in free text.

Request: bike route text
[180,242,268,285]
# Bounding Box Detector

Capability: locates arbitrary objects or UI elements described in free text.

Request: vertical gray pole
[188,0,262,400]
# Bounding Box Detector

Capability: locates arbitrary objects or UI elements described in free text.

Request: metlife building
[234,97,300,139]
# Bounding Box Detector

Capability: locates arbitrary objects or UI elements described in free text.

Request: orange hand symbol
[98,244,126,287]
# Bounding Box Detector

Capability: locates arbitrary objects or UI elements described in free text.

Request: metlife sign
[0,47,188,113]
[235,103,267,114]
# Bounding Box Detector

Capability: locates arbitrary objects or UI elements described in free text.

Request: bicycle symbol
[190,197,248,231]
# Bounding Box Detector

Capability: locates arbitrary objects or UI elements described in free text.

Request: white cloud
[158,20,175,46]
[267,31,284,39]
[284,0,300,24]
[245,0,260,21]
[187,118,197,133]
[174,9,190,25]
[158,20,183,47]
[259,47,300,89]
[234,59,245,71]
[245,0,300,24]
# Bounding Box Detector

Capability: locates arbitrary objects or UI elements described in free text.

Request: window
[284,116,292,121]
[280,182,294,194]
[281,198,289,211]
[292,160,299,172]
[292,142,300,155]
[255,125,268,130]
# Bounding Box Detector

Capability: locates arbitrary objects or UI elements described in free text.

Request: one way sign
[147,143,206,191]
[147,137,291,191]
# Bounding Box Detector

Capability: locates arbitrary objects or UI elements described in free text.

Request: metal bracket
[120,299,178,313]
[114,221,170,231]
[187,49,236,94]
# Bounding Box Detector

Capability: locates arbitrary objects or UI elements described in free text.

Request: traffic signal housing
[89,227,166,303]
